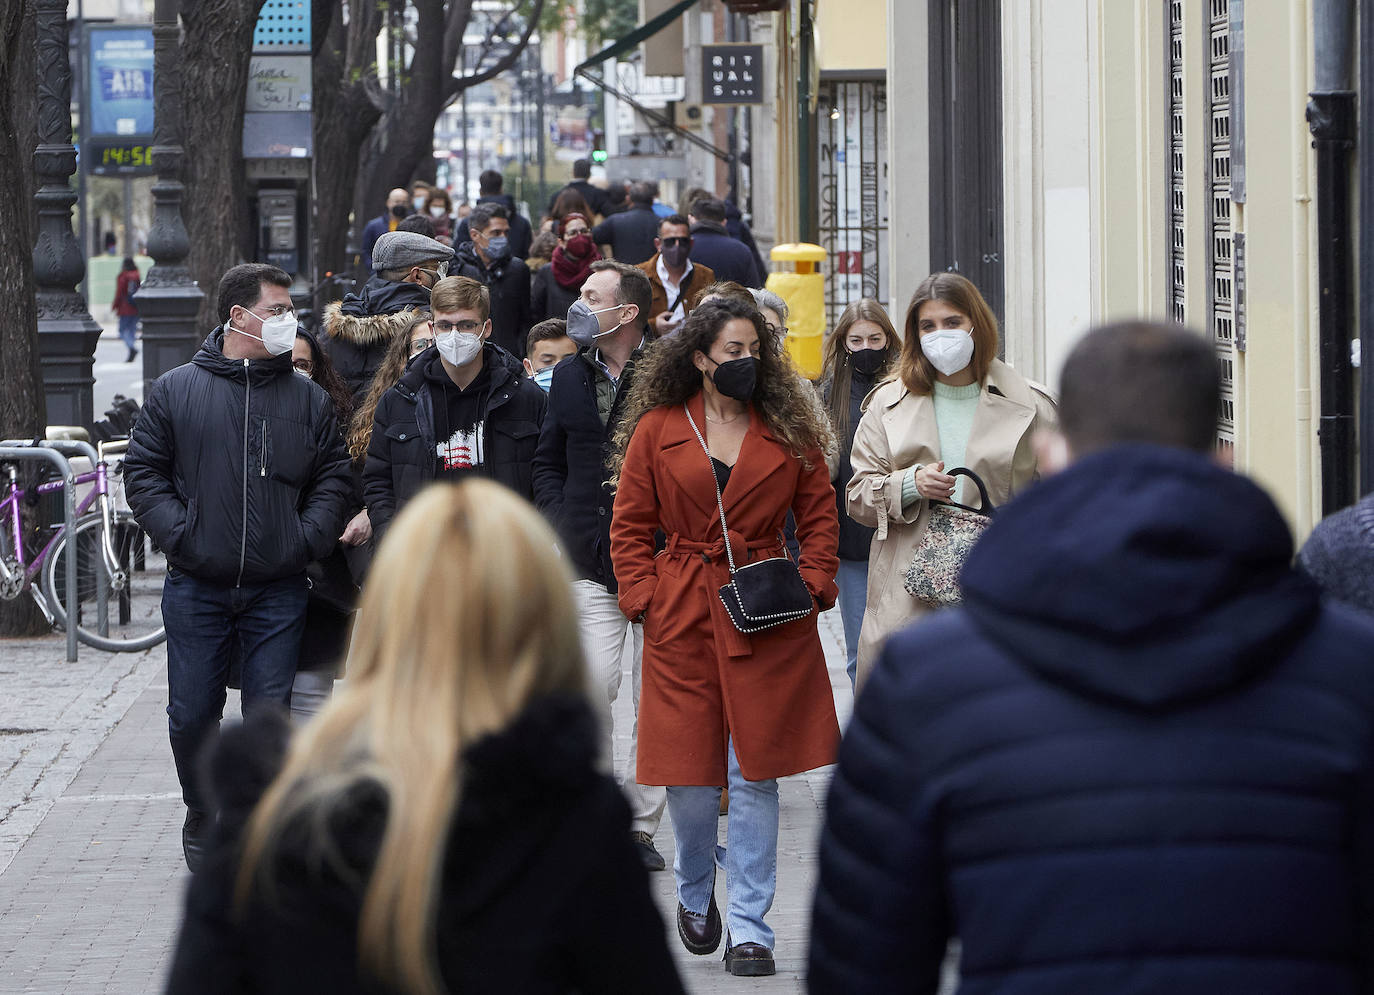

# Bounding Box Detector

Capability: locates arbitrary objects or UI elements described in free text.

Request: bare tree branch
[443,0,544,102]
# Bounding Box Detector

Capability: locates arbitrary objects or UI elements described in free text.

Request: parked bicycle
[0,439,165,652]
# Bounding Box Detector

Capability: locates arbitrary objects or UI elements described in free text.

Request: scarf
[550,241,602,290]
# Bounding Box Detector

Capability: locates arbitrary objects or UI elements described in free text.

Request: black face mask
[849,347,886,378]
[390,204,408,219]
[708,355,758,401]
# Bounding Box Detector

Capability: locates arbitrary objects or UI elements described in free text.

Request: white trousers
[574,578,666,835]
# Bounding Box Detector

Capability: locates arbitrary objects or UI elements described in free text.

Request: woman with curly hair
[609,298,840,978]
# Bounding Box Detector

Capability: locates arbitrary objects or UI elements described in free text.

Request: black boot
[182,807,209,873]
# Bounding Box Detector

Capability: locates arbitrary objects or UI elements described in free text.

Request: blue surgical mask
[485,235,511,262]
[532,365,555,392]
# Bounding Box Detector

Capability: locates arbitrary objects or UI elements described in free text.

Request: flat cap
[372,231,451,271]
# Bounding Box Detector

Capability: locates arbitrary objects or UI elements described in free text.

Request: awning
[572,0,734,164]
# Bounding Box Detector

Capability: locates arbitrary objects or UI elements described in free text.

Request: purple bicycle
[0,439,165,651]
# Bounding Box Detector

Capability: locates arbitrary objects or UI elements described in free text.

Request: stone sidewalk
[0,611,858,994]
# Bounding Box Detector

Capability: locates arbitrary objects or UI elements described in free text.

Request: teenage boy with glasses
[363,275,547,539]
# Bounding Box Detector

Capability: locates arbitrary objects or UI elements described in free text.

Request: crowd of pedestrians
[120,164,1374,993]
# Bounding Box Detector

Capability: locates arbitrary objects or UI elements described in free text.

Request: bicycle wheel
[44,511,166,652]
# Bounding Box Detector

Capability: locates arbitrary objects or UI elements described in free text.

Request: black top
[428,360,492,479]
[167,696,686,995]
[823,367,879,561]
[710,456,733,492]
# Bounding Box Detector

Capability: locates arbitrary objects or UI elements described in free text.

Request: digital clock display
[88,139,155,176]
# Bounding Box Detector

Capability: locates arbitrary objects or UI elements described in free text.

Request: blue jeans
[163,569,307,812]
[117,314,138,351]
[665,738,779,949]
[836,557,868,690]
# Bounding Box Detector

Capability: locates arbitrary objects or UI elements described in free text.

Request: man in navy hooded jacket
[810,321,1374,994]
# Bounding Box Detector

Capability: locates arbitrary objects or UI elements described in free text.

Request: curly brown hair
[346,310,432,461]
[609,298,835,485]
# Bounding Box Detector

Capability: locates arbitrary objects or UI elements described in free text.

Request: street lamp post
[33,0,103,430]
[135,0,205,391]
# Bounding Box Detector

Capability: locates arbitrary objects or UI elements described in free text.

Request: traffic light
[591,128,607,163]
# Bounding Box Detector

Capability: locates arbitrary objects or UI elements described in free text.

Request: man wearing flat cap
[321,230,451,404]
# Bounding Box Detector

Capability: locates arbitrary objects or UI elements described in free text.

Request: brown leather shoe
[724,939,776,977]
[676,893,722,955]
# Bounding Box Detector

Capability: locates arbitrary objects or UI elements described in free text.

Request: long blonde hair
[234,481,586,994]
[346,310,432,461]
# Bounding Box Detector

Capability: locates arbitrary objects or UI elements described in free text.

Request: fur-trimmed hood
[321,300,421,347]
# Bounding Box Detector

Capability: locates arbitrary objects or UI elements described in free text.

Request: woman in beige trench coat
[847,273,1057,687]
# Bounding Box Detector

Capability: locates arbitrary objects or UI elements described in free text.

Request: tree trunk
[180,0,265,330]
[0,0,50,636]
[312,0,383,277]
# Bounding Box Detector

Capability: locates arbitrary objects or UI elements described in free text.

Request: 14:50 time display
[87,139,156,176]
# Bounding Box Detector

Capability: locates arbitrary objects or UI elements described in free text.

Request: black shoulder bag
[684,404,815,634]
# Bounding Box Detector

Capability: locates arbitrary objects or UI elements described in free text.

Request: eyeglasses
[254,304,296,319]
[433,319,483,334]
[564,228,590,238]
[409,337,434,356]
[660,237,690,248]
[764,322,788,337]
[292,359,314,374]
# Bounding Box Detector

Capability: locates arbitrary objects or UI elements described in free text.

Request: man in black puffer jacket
[124,264,352,873]
[811,321,1374,995]
[363,275,545,537]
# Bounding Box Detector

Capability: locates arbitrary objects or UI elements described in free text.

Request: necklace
[704,410,742,424]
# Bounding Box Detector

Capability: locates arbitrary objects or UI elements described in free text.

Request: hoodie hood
[191,327,292,385]
[337,275,430,320]
[322,298,423,348]
[396,340,523,399]
[959,444,1319,710]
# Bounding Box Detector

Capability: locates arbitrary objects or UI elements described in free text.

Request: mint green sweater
[901,381,981,507]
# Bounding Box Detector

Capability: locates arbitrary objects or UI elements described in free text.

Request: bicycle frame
[0,443,127,612]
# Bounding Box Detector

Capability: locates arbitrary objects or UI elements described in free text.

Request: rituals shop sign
[702,44,764,104]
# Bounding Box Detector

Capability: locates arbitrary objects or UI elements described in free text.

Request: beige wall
[816,0,887,73]
[1090,0,1322,536]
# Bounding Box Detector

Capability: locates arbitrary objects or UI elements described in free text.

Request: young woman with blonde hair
[819,299,901,688]
[847,273,1057,688]
[166,481,683,995]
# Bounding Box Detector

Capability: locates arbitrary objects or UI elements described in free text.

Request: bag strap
[941,467,996,516]
[683,404,740,576]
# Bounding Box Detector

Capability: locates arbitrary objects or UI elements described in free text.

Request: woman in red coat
[610,297,839,977]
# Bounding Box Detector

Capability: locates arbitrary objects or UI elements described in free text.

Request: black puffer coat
[166,695,685,994]
[124,330,352,586]
[362,343,546,535]
[321,276,431,405]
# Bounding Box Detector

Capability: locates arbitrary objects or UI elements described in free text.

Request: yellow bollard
[765,243,827,380]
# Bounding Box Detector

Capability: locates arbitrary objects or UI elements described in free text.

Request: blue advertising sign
[88,27,154,139]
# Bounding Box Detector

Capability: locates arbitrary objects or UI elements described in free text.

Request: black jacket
[531,347,641,591]
[590,205,660,265]
[547,179,609,218]
[723,199,768,283]
[529,263,581,324]
[362,344,546,535]
[321,276,431,404]
[166,695,684,995]
[821,368,879,561]
[451,193,534,260]
[125,330,352,586]
[452,242,532,357]
[810,445,1374,995]
[688,221,762,287]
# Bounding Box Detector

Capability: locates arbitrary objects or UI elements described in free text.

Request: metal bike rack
[0,443,79,662]
[34,440,111,638]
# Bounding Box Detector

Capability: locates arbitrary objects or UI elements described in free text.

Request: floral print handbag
[903,467,996,608]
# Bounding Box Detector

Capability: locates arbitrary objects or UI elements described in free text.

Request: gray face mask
[565,299,625,347]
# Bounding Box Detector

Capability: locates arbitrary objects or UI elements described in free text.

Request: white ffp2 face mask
[435,329,484,367]
[237,308,298,356]
[920,327,975,377]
